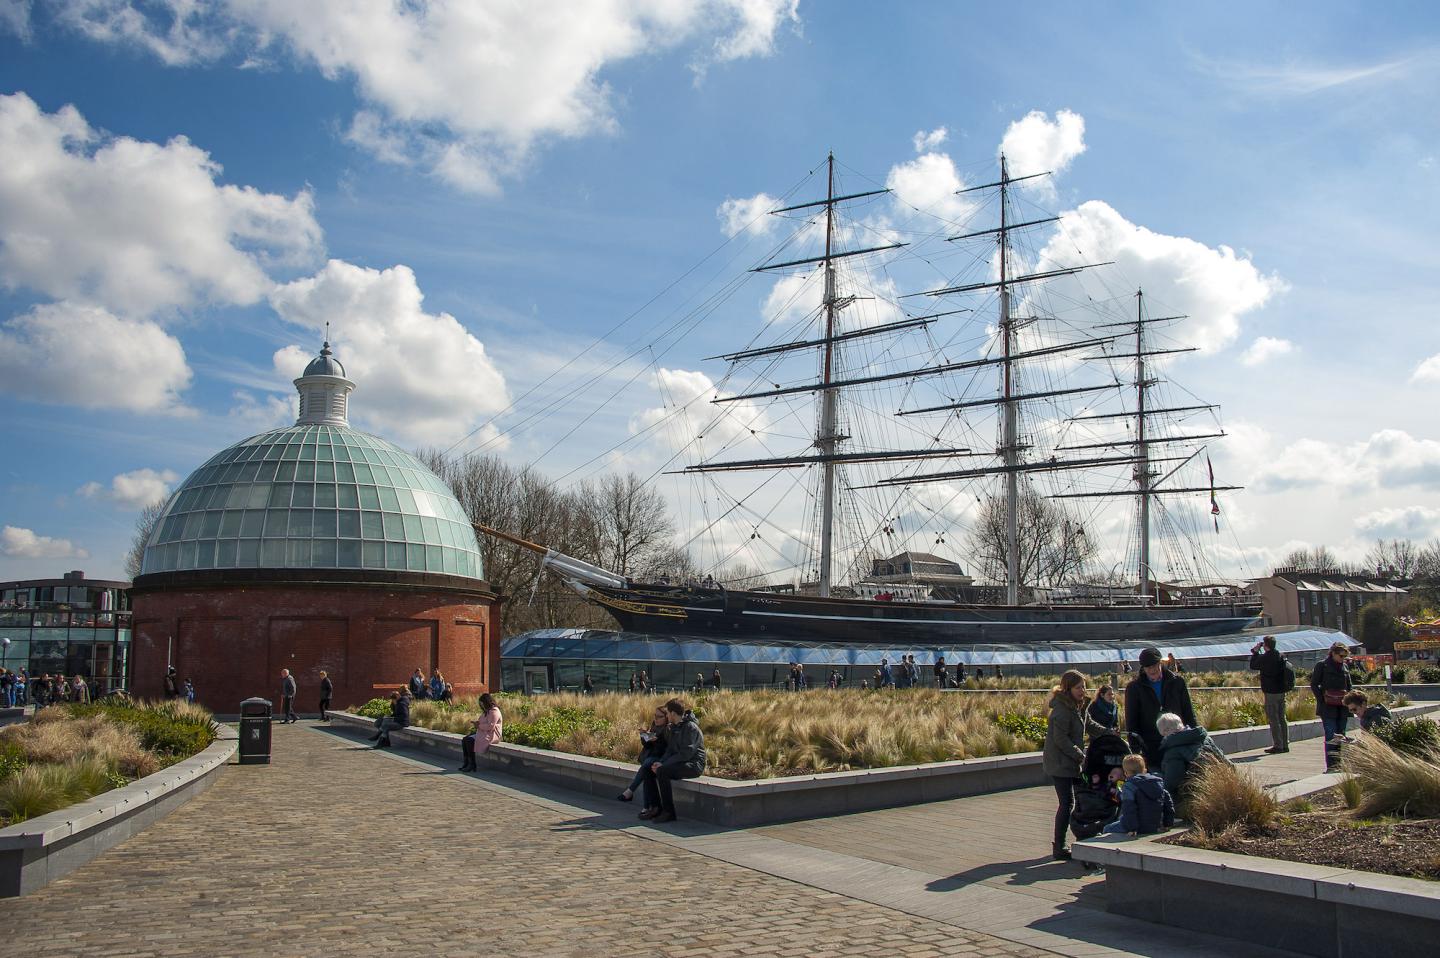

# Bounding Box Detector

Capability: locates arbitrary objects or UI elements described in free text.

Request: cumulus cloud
[760,267,904,331]
[912,126,947,153]
[55,0,800,192]
[0,0,30,38]
[1239,336,1296,366]
[717,192,780,237]
[0,91,322,317]
[1411,353,1440,383]
[0,302,192,413]
[1238,426,1440,494]
[999,109,1086,184]
[79,468,181,510]
[885,150,977,221]
[268,260,510,446]
[1,525,88,559]
[631,367,770,456]
[1038,200,1283,353]
[228,389,295,431]
[1355,506,1440,541]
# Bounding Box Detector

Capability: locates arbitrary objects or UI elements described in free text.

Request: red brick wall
[130,582,497,713]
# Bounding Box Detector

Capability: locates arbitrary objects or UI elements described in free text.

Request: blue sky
[1,1,1438,583]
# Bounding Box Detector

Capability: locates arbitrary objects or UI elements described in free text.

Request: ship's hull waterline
[587,584,1264,645]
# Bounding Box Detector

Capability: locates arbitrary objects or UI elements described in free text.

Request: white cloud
[1239,336,1296,366]
[999,109,1086,184]
[0,0,30,38]
[268,260,510,445]
[1239,427,1440,494]
[1039,200,1283,353]
[79,468,181,509]
[1355,506,1440,541]
[1411,353,1440,383]
[760,266,904,331]
[885,151,977,221]
[1193,52,1423,96]
[57,1,799,192]
[1,525,88,559]
[0,91,322,317]
[717,192,780,237]
[0,302,192,413]
[228,389,295,431]
[912,126,947,153]
[631,367,770,456]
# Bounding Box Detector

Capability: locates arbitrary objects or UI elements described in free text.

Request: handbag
[1323,689,1347,707]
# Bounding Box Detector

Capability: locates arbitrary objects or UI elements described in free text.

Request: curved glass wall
[140,424,483,578]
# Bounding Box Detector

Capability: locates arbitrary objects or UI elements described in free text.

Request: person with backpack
[1249,635,1294,753]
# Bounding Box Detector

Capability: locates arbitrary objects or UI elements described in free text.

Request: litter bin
[239,697,273,765]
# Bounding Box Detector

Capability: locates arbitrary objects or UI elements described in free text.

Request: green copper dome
[140,343,482,579]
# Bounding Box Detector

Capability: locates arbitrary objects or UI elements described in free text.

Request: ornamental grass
[1183,758,1278,836]
[1340,733,1440,819]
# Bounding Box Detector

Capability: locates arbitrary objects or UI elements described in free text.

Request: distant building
[869,551,974,587]
[1251,568,1407,634]
[0,571,131,695]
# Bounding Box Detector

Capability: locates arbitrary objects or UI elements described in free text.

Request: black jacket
[1309,657,1352,706]
[281,675,297,698]
[1360,703,1393,731]
[639,726,669,764]
[1249,648,1289,695]
[1124,670,1197,756]
[319,677,333,698]
[659,713,706,776]
[392,695,410,727]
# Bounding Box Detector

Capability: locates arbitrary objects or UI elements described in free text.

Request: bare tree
[968,490,1096,588]
[1279,546,1339,572]
[1363,538,1420,579]
[580,472,675,577]
[124,499,169,581]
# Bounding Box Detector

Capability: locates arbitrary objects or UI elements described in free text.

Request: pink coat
[472,706,503,754]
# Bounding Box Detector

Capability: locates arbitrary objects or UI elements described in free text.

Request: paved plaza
[0,722,1333,958]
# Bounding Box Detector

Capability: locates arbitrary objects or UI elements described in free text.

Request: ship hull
[587,585,1263,646]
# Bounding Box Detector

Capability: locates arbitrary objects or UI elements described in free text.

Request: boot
[1052,844,1072,861]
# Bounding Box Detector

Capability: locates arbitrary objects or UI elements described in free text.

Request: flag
[1207,454,1220,533]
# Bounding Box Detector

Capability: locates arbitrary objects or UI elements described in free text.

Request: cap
[1138,647,1163,668]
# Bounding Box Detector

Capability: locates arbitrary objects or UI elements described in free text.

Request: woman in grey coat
[1043,669,1109,860]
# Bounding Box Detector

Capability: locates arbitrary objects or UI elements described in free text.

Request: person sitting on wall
[1102,754,1175,835]
[1156,712,1228,801]
[369,690,410,749]
[618,705,670,806]
[458,693,503,772]
[638,698,707,824]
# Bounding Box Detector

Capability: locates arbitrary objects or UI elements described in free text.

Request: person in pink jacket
[458,693,503,772]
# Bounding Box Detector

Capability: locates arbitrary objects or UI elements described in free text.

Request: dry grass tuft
[1339,775,1364,810]
[1340,734,1440,819]
[1185,758,1278,835]
[2,713,157,778]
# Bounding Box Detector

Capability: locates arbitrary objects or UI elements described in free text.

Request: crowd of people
[0,667,93,707]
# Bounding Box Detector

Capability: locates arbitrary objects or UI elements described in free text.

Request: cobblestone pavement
[0,723,1051,958]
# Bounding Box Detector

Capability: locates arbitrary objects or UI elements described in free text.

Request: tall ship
[479,153,1263,646]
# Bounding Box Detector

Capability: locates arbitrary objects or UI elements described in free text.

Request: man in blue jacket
[1124,647,1197,766]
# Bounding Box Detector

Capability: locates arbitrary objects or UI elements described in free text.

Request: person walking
[458,693,503,772]
[1124,647,1197,767]
[1310,642,1353,770]
[1249,635,1293,753]
[582,673,594,695]
[163,666,179,700]
[934,655,948,689]
[638,698,707,823]
[878,658,894,689]
[318,670,333,721]
[1043,670,1108,861]
[279,668,298,724]
[72,674,89,704]
[183,678,195,704]
[710,667,722,690]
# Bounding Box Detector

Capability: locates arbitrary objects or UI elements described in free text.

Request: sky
[1,1,1438,585]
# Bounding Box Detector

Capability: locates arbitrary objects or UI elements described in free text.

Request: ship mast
[1135,289,1152,602]
[998,156,1021,605]
[817,153,841,597]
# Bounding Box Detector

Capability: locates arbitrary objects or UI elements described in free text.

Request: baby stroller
[1069,731,1134,840]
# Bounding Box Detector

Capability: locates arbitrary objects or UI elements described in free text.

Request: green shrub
[356,698,392,718]
[992,712,1047,744]
[0,741,26,781]
[1418,667,1440,684]
[1339,775,1363,809]
[1391,667,1410,684]
[66,700,217,761]
[1371,716,1440,759]
[506,706,611,749]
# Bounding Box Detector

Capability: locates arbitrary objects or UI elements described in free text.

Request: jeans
[1101,819,1129,835]
[1319,705,1348,768]
[372,716,403,744]
[640,762,700,815]
[1052,776,1077,848]
[1264,693,1289,750]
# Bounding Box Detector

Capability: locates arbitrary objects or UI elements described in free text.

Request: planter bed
[328,703,1439,828]
[0,725,237,897]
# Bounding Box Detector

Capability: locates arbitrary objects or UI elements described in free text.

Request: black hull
[588,585,1263,646]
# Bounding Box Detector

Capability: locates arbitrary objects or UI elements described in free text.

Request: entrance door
[523,666,550,695]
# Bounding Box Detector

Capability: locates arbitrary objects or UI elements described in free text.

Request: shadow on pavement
[925,856,1086,893]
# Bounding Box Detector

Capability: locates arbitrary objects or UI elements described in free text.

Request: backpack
[1281,657,1296,693]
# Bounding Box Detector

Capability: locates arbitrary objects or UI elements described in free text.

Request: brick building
[1250,567,1406,635]
[130,342,499,713]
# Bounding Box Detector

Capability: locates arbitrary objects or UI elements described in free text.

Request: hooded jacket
[1118,772,1176,834]
[1042,692,1109,778]
[659,712,706,777]
[1360,703,1393,731]
[1158,725,1224,796]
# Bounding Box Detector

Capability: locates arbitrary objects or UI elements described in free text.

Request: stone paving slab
[0,722,1051,958]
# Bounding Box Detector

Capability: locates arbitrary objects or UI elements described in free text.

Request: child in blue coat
[1103,755,1176,835]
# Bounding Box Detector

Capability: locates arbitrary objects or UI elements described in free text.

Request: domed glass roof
[139,422,483,579]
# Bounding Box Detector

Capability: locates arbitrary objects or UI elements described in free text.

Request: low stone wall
[327,703,1439,827]
[1075,819,1440,958]
[0,725,238,897]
